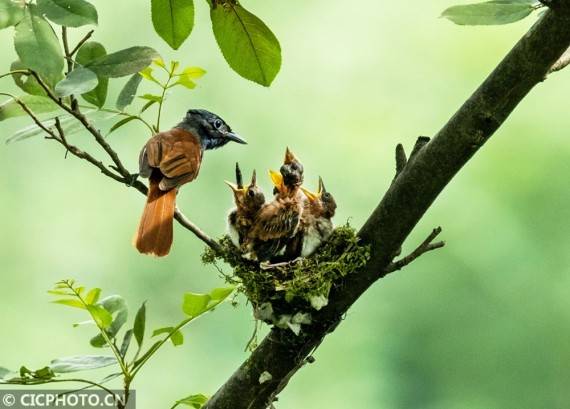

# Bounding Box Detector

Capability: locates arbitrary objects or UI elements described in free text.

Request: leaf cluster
[151,0,281,86]
[1,279,234,409]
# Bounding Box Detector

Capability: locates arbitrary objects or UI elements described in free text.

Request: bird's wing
[143,128,203,190]
[251,199,301,241]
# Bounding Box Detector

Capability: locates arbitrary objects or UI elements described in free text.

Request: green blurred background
[2,1,570,408]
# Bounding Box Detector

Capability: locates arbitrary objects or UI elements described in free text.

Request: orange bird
[135,109,246,257]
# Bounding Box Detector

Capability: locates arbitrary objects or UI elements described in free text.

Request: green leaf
[171,75,196,90]
[139,100,157,113]
[116,73,142,111]
[152,327,184,346]
[173,394,209,409]
[37,0,98,27]
[120,329,133,358]
[52,298,86,309]
[178,66,206,79]
[33,366,56,380]
[0,367,12,380]
[182,293,211,317]
[14,5,64,86]
[133,302,146,348]
[76,41,108,108]
[10,61,47,96]
[210,286,234,302]
[441,1,536,25]
[90,295,128,346]
[0,95,58,121]
[54,66,98,97]
[107,116,136,136]
[138,93,163,103]
[210,2,281,86]
[86,46,160,78]
[0,0,25,30]
[50,355,117,373]
[151,0,195,50]
[139,66,162,86]
[84,288,101,305]
[6,114,86,144]
[87,305,113,329]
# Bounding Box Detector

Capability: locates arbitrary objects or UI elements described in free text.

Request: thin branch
[385,227,445,273]
[30,70,132,178]
[174,209,223,253]
[62,27,74,73]
[4,82,220,251]
[70,30,95,57]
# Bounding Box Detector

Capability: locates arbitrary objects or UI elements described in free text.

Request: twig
[385,227,445,274]
[549,46,570,73]
[30,70,132,178]
[174,209,223,253]
[70,30,95,57]
[409,136,430,159]
[395,144,407,176]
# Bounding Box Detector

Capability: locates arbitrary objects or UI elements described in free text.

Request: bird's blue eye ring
[213,119,223,129]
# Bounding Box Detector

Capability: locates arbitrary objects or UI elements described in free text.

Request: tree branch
[204,5,570,409]
[14,72,221,251]
[385,227,444,274]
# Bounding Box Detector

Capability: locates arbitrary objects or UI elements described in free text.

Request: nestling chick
[280,147,304,189]
[244,170,304,261]
[226,163,265,248]
[286,177,337,258]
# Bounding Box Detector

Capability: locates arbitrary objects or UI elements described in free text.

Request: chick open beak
[301,186,319,202]
[225,132,247,144]
[284,147,298,164]
[269,170,284,190]
[224,180,245,193]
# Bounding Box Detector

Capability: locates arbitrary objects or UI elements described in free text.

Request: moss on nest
[202,224,370,321]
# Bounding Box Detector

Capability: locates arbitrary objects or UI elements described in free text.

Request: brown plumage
[244,170,304,261]
[226,164,265,248]
[297,177,337,257]
[134,128,202,257]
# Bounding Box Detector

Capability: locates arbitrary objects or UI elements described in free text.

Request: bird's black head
[178,109,247,150]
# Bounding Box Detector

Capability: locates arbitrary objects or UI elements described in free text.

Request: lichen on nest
[202,224,370,326]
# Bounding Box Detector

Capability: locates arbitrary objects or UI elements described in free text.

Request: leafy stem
[61,281,131,379]
[130,299,222,378]
[155,62,177,132]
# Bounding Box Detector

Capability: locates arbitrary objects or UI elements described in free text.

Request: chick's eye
[213,119,223,129]
[248,189,255,197]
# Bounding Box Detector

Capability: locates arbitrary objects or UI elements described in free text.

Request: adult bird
[135,109,246,257]
[226,163,265,248]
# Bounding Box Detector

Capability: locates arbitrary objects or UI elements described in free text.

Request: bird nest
[202,224,370,331]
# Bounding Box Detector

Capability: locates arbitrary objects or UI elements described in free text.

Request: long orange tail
[134,177,177,257]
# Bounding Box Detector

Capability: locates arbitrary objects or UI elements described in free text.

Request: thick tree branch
[204,6,570,409]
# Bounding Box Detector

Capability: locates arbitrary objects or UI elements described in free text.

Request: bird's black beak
[225,132,247,144]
